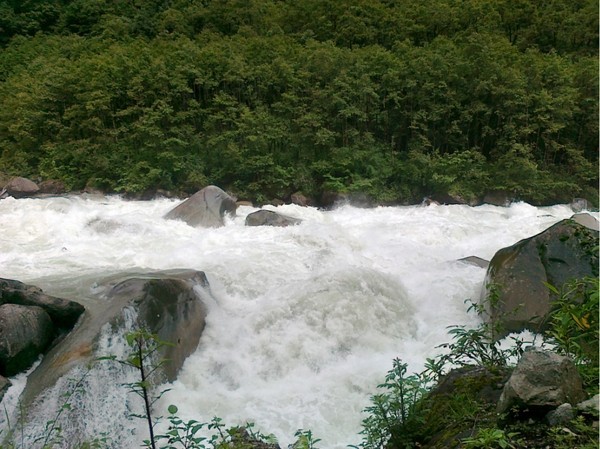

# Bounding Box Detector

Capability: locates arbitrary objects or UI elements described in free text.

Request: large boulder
[0,304,54,376]
[245,210,302,227]
[0,278,85,377]
[164,185,237,227]
[481,217,598,334]
[104,272,209,381]
[0,278,85,329]
[414,365,510,448]
[21,269,210,405]
[497,349,586,417]
[3,177,39,198]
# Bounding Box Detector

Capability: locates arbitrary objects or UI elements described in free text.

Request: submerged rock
[245,210,302,227]
[164,185,237,227]
[457,256,489,269]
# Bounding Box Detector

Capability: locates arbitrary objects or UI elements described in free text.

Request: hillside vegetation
[0,0,597,204]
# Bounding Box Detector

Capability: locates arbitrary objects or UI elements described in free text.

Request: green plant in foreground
[291,429,320,449]
[100,328,173,449]
[353,358,432,449]
[102,329,287,449]
[546,415,599,449]
[424,288,529,382]
[545,276,599,392]
[462,428,521,449]
[154,404,208,449]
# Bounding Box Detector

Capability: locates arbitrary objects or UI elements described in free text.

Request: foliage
[423,284,529,381]
[353,273,600,449]
[462,428,521,449]
[290,430,320,449]
[353,358,432,449]
[0,0,597,204]
[100,328,173,449]
[545,276,600,393]
[100,330,290,449]
[545,415,599,449]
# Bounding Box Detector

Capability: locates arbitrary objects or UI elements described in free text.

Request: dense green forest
[0,0,597,205]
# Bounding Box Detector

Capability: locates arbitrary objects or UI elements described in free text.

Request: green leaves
[462,428,522,449]
[545,276,599,392]
[356,358,432,449]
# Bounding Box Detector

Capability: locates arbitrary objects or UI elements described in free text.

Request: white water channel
[0,195,584,448]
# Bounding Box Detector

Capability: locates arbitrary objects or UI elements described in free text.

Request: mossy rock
[408,366,510,449]
[481,219,599,335]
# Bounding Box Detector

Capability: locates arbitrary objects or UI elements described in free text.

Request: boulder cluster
[0,278,84,396]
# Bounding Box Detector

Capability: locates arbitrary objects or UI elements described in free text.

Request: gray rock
[570,198,591,213]
[546,403,574,425]
[497,349,586,416]
[38,179,66,195]
[21,269,211,406]
[576,394,599,414]
[107,272,209,382]
[245,210,302,227]
[481,219,598,335]
[421,197,440,206]
[571,213,599,231]
[0,304,54,376]
[164,185,237,228]
[320,191,373,209]
[0,278,85,329]
[457,256,489,269]
[291,192,310,207]
[3,177,39,198]
[431,192,480,206]
[483,190,513,207]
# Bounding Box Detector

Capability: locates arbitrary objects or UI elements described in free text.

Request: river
[0,195,583,448]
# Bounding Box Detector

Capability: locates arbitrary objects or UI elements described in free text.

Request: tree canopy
[0,0,597,204]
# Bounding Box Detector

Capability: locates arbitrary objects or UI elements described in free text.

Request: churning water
[0,195,584,448]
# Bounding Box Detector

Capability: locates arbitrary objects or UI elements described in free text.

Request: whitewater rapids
[0,195,584,448]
